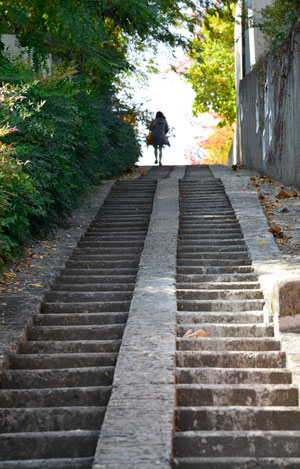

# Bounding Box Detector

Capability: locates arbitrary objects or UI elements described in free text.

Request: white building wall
[1,34,52,75]
[232,0,273,165]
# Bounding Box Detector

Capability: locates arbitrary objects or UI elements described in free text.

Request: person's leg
[154,146,158,164]
[159,146,163,165]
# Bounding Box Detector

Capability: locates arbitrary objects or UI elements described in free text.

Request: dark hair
[156,111,166,119]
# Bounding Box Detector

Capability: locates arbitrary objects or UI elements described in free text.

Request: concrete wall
[231,0,273,166]
[1,34,52,75]
[236,22,300,188]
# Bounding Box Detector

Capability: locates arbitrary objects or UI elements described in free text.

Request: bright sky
[130,45,217,166]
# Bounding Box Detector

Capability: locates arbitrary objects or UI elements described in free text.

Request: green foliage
[0,62,140,267]
[0,0,240,268]
[0,0,208,87]
[255,0,300,53]
[185,6,236,126]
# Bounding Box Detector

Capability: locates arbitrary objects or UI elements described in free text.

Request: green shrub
[257,0,300,53]
[0,61,141,267]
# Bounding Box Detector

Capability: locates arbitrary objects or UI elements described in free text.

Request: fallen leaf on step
[276,190,291,199]
[268,224,282,234]
[140,170,147,176]
[183,328,194,338]
[183,328,211,338]
[259,241,266,246]
[2,272,16,280]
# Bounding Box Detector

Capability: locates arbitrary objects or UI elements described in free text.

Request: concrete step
[176,351,285,369]
[177,252,250,260]
[0,386,112,407]
[64,259,140,268]
[177,266,254,275]
[0,457,93,469]
[176,384,298,406]
[0,367,114,388]
[20,340,121,354]
[27,325,125,341]
[177,289,263,300]
[181,214,235,220]
[60,268,138,276]
[41,301,130,314]
[178,245,247,252]
[176,369,292,385]
[176,311,264,324]
[9,353,118,369]
[179,228,242,234]
[177,323,273,338]
[177,338,281,352]
[44,291,132,303]
[177,299,265,312]
[177,282,260,290]
[34,313,128,326]
[50,283,133,292]
[172,457,300,468]
[93,215,150,221]
[179,222,239,228]
[173,431,300,458]
[84,227,147,234]
[88,222,148,229]
[77,240,144,248]
[84,232,147,238]
[175,406,300,431]
[73,241,143,250]
[0,430,99,460]
[69,253,139,261]
[177,274,258,283]
[177,259,251,266]
[55,275,135,284]
[0,406,105,432]
[179,237,245,243]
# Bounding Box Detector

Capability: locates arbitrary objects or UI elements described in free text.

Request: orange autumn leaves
[250,175,300,244]
[183,328,211,338]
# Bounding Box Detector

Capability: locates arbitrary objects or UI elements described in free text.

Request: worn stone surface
[211,165,300,388]
[0,167,147,370]
[93,177,180,469]
[0,181,113,369]
[3,164,300,465]
[270,280,300,330]
[211,166,298,321]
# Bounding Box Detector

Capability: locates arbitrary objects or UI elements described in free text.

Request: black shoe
[154,160,158,164]
[159,162,162,166]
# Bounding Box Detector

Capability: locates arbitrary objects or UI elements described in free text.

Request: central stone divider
[93,167,186,468]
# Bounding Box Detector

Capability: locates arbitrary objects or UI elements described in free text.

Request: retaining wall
[236,22,300,188]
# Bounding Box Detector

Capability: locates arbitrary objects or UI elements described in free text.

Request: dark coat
[150,117,170,146]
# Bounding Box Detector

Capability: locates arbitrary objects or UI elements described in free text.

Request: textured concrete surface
[211,165,300,387]
[3,164,300,464]
[211,166,299,321]
[0,182,114,369]
[236,23,300,188]
[93,176,182,468]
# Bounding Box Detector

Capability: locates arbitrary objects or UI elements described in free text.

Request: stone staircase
[0,179,156,469]
[172,166,300,467]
